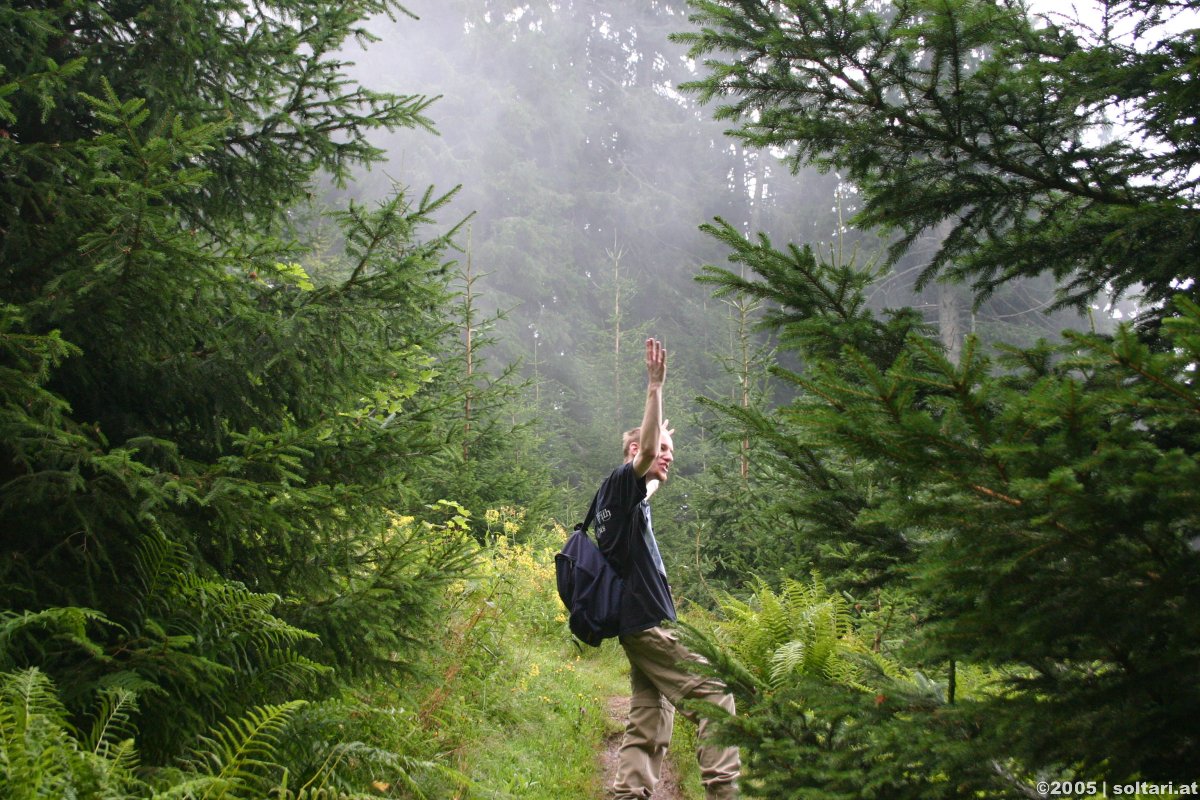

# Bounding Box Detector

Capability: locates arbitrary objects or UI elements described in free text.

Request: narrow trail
[598,695,686,800]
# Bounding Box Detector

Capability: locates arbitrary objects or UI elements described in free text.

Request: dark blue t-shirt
[594,462,677,634]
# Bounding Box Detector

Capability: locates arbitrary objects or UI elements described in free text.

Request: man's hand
[632,338,668,479]
[645,338,666,388]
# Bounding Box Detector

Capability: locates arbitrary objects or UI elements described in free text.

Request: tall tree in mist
[1,0,483,776]
[344,0,844,497]
[673,0,1200,793]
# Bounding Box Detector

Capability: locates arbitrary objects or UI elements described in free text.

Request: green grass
[369,528,632,799]
[449,641,628,799]
[444,633,706,800]
[352,525,714,799]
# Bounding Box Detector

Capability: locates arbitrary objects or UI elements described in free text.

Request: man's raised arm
[632,338,666,478]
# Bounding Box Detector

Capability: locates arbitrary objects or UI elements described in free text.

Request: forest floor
[598,695,687,800]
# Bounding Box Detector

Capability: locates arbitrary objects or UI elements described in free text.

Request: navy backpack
[555,494,623,647]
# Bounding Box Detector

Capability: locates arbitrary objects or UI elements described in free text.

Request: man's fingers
[645,338,665,364]
[645,338,667,382]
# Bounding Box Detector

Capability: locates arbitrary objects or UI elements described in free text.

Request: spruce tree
[675,0,1200,314]
[1,0,478,769]
[674,0,1200,789]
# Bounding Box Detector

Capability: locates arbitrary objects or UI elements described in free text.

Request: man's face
[646,430,674,483]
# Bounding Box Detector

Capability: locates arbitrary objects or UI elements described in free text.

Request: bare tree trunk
[738,296,751,480]
[749,147,766,232]
[608,240,626,437]
[462,228,476,462]
[739,149,767,478]
[532,328,541,410]
[939,280,965,366]
[920,219,966,365]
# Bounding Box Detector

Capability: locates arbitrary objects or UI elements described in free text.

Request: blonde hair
[622,422,673,460]
[622,427,641,460]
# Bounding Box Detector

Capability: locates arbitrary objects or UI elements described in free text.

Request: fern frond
[97,737,141,785]
[132,529,192,619]
[94,669,166,698]
[85,686,139,759]
[242,651,331,698]
[768,640,808,687]
[0,607,113,668]
[2,666,70,728]
[0,669,75,797]
[173,574,317,655]
[192,700,306,799]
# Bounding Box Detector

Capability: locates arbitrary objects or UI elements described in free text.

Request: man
[593,337,740,800]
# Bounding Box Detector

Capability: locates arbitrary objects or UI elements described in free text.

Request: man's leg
[612,657,674,799]
[687,681,739,799]
[620,626,740,800]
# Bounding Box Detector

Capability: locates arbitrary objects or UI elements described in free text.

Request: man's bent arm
[632,338,666,478]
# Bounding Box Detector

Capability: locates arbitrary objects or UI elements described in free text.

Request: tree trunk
[939,280,965,366]
[462,228,475,461]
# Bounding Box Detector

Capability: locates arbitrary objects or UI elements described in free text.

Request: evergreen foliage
[675,0,1200,314]
[417,245,562,542]
[0,0,499,788]
[0,666,437,799]
[696,222,928,592]
[687,228,1200,787]
[684,577,1003,799]
[675,0,1200,790]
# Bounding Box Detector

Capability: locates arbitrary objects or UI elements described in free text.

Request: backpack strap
[579,490,600,534]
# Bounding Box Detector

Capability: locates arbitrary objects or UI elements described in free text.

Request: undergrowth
[365,507,631,798]
[0,504,716,798]
[364,504,709,799]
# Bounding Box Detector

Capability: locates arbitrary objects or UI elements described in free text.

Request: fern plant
[683,576,1011,798]
[711,575,874,690]
[0,668,143,799]
[59,530,331,763]
[1,669,385,800]
[180,701,307,800]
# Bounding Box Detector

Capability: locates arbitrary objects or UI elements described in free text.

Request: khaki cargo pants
[612,626,740,800]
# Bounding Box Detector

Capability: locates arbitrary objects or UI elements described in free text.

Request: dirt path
[598,695,686,800]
